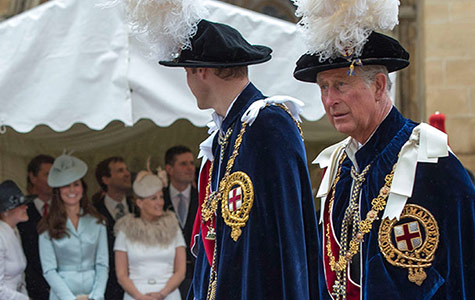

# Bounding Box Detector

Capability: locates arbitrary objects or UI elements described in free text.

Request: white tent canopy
[0,0,338,193]
[0,0,325,133]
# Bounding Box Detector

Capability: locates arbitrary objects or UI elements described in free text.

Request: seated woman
[0,180,34,300]
[114,168,186,300]
[38,154,108,300]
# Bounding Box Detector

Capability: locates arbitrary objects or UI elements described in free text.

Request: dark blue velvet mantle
[190,83,319,299]
[316,107,475,299]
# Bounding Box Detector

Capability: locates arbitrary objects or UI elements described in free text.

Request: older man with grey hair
[293,25,475,300]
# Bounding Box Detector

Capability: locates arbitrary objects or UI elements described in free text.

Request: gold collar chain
[201,122,247,222]
[275,103,304,141]
[218,128,233,162]
[202,103,302,300]
[203,102,302,222]
[326,153,397,299]
[202,122,248,300]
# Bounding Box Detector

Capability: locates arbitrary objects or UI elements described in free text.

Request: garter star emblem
[221,171,254,241]
[379,204,439,286]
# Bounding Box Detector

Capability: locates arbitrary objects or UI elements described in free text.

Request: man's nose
[324,86,339,106]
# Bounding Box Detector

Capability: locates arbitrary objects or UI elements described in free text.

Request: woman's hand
[146,292,166,300]
[136,294,158,300]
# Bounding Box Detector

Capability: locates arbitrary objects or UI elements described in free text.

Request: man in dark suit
[18,154,54,300]
[93,156,133,300]
[163,146,198,300]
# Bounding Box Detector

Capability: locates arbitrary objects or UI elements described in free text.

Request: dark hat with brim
[294,32,410,83]
[159,19,272,68]
[0,180,35,213]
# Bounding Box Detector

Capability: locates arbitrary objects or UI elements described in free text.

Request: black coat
[93,195,134,300]
[17,202,50,300]
[163,186,198,275]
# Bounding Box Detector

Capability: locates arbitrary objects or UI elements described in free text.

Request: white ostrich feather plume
[101,0,208,60]
[293,0,400,61]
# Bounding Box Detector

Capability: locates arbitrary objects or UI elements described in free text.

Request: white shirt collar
[33,197,50,215]
[169,184,191,200]
[104,194,128,220]
[346,106,393,172]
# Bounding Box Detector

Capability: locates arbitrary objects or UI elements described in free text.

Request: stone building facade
[422,0,475,172]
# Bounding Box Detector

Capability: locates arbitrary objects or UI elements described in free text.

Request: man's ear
[165,164,173,176]
[28,172,37,185]
[101,176,110,186]
[197,67,209,80]
[374,73,387,100]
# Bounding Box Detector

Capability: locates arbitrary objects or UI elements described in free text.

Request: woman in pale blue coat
[38,154,108,300]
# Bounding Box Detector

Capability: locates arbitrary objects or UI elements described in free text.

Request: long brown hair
[38,179,105,239]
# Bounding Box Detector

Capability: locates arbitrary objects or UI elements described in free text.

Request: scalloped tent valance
[0,0,325,133]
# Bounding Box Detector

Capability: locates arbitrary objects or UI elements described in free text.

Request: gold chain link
[202,102,304,300]
[275,103,304,141]
[202,122,248,300]
[325,152,397,299]
[327,161,396,271]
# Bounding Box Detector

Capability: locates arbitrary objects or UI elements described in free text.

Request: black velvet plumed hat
[293,32,410,83]
[159,19,272,68]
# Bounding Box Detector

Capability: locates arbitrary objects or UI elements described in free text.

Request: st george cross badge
[221,171,254,241]
[379,204,439,286]
[228,187,242,211]
[393,221,422,251]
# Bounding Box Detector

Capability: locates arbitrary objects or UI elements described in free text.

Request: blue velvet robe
[316,107,475,299]
[191,83,319,299]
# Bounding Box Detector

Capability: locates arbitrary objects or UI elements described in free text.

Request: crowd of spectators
[1,146,196,300]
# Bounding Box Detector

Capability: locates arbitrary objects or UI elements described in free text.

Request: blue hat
[159,20,272,68]
[47,154,88,188]
[0,180,35,213]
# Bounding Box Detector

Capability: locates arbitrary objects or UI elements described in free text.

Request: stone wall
[423,0,475,172]
[0,0,10,18]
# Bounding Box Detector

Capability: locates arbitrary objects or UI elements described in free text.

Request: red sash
[190,160,215,266]
[322,190,360,300]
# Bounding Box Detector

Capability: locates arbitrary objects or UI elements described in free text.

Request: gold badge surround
[378,204,439,286]
[221,171,254,241]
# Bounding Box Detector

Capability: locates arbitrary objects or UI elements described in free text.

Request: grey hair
[355,65,392,95]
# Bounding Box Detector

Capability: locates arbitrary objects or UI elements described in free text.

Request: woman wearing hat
[114,169,186,300]
[38,154,108,300]
[0,180,33,300]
